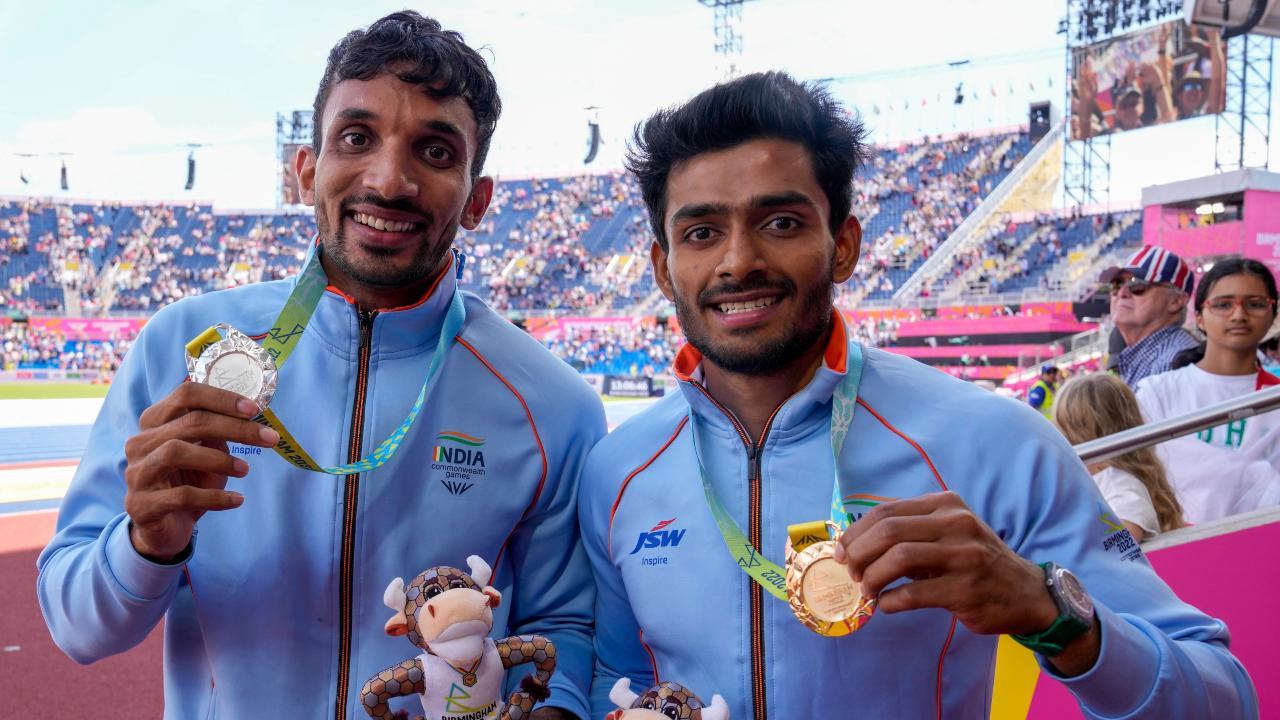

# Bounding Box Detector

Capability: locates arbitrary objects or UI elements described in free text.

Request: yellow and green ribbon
[187,248,465,475]
[692,341,864,601]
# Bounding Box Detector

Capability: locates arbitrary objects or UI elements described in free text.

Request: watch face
[1054,566,1094,620]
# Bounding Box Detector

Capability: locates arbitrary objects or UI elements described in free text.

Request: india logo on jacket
[432,430,487,495]
[630,518,687,566]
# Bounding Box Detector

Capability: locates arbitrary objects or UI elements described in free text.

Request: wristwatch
[1011,562,1095,657]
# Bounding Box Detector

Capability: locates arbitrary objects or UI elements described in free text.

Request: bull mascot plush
[605,678,729,720]
[359,555,556,720]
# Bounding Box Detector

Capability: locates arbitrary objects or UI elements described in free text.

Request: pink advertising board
[998,513,1279,717]
[1143,190,1280,279]
[26,316,147,340]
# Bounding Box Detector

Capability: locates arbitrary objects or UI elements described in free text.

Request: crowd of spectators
[0,322,135,377]
[456,171,653,311]
[847,132,1025,299]
[541,322,683,377]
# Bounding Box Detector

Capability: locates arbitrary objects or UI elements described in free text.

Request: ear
[295,144,318,207]
[483,587,502,609]
[384,615,410,637]
[460,176,494,230]
[650,240,675,302]
[609,678,639,709]
[700,694,729,720]
[832,214,861,284]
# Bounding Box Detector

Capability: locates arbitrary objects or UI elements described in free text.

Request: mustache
[698,277,794,306]
[339,193,432,225]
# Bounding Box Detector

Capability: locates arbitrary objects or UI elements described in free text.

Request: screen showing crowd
[1071,20,1226,141]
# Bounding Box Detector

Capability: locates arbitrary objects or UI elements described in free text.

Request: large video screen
[280,142,305,206]
[1070,21,1225,140]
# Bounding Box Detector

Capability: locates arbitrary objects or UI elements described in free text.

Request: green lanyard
[690,341,864,601]
[189,248,465,474]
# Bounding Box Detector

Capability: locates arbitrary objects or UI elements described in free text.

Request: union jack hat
[1099,246,1195,294]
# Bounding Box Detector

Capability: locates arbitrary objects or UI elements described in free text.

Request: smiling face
[1116,94,1144,130]
[1177,82,1206,115]
[1197,272,1276,354]
[296,69,493,306]
[651,138,859,375]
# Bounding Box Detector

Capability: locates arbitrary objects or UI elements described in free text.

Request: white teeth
[352,212,416,232]
[717,296,778,314]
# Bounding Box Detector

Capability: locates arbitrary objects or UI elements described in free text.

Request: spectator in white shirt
[1136,257,1280,523]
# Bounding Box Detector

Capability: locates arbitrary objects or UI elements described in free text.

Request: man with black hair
[39,12,599,719]
[578,71,1255,719]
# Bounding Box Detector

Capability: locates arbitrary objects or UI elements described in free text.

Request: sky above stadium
[0,0,1273,208]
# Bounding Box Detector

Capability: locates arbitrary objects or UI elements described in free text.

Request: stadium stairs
[894,121,1065,301]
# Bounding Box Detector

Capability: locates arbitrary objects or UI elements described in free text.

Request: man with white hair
[1101,245,1199,387]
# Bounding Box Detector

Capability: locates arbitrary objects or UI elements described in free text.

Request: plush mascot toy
[605,678,729,720]
[359,555,556,720]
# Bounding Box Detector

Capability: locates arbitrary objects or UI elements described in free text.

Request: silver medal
[187,323,278,408]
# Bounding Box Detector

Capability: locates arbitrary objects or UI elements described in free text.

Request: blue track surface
[0,425,93,464]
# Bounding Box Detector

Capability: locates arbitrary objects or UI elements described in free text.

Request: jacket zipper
[335,308,377,720]
[692,383,781,720]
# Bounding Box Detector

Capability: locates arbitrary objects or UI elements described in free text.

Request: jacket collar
[673,309,851,441]
[298,239,460,357]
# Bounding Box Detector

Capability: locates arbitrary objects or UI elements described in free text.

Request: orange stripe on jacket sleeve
[457,337,549,576]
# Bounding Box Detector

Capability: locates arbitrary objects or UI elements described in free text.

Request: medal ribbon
[187,248,465,474]
[691,340,864,601]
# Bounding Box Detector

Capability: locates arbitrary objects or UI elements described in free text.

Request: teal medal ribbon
[691,341,864,601]
[187,247,464,474]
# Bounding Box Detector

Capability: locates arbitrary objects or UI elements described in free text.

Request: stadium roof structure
[1141,168,1280,206]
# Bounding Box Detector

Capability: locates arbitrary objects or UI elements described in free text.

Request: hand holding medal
[785,521,875,637]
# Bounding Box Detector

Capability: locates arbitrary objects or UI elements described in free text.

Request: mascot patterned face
[383,555,503,665]
[605,678,729,720]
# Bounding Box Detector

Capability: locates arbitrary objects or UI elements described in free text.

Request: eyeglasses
[1204,296,1277,316]
[1108,277,1173,296]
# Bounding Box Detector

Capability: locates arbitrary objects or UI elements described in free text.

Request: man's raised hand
[123,382,279,562]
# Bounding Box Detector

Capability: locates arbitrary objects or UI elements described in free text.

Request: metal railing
[1074,384,1280,464]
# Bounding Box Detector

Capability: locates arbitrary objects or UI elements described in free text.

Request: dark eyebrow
[333,107,377,125]
[423,118,465,142]
[669,202,731,226]
[752,191,818,211]
[669,191,818,227]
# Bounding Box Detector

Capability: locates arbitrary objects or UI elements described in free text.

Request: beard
[315,193,454,289]
[673,270,834,376]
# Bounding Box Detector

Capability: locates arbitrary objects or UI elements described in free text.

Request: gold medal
[186,323,278,409]
[785,521,875,637]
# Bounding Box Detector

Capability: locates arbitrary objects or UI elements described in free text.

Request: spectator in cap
[1114,86,1145,131]
[1101,245,1198,387]
[1175,71,1209,119]
[1027,364,1059,419]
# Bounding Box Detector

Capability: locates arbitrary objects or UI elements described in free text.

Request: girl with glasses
[1135,258,1280,523]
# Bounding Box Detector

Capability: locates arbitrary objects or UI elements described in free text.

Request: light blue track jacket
[579,317,1257,720]
[37,250,605,719]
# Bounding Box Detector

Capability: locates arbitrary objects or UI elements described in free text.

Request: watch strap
[1011,562,1093,657]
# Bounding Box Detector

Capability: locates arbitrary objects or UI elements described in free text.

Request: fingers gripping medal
[785,521,875,637]
[186,323,278,408]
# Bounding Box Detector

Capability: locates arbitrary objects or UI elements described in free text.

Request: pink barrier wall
[887,344,1063,359]
[897,316,1094,338]
[1025,517,1280,717]
[26,316,146,340]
